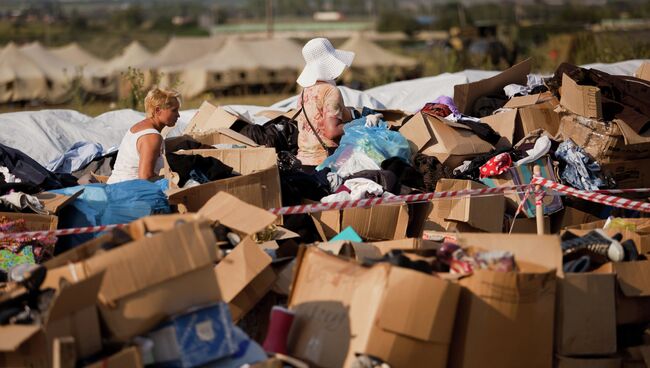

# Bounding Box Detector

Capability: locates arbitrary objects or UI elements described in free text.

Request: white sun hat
[297,38,355,88]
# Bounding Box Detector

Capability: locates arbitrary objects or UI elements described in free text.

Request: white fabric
[0,192,46,215]
[0,166,20,183]
[336,152,381,178]
[297,38,355,88]
[516,136,552,166]
[364,113,383,127]
[320,191,352,204]
[106,128,163,184]
[344,178,385,199]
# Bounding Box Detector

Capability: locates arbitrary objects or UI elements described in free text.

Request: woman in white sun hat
[295,37,355,172]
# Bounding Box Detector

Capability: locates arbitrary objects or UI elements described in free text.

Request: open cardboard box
[481,92,561,148]
[43,215,220,341]
[595,259,650,326]
[190,128,259,148]
[288,246,461,368]
[183,101,251,135]
[560,73,603,119]
[83,346,142,368]
[166,148,281,212]
[600,158,650,189]
[310,203,409,242]
[555,355,622,368]
[564,218,650,254]
[0,211,58,232]
[0,273,105,367]
[398,112,494,168]
[428,232,562,368]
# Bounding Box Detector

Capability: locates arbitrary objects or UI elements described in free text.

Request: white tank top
[107,128,164,184]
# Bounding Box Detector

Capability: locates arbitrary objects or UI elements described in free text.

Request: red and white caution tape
[532,177,650,213]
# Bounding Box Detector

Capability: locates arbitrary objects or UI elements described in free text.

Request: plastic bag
[317,116,411,177]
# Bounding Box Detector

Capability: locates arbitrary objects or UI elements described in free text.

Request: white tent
[49,42,114,95]
[50,42,104,66]
[20,42,75,103]
[135,36,226,70]
[340,35,418,69]
[0,42,48,103]
[107,41,153,74]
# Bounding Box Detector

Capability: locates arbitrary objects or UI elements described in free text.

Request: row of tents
[0,35,420,104]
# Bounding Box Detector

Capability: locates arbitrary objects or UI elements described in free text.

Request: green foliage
[376,11,421,37]
[120,67,147,110]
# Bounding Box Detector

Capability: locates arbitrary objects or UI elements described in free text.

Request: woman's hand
[137,134,163,180]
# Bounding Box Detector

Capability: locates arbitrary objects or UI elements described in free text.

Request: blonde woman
[107,87,180,184]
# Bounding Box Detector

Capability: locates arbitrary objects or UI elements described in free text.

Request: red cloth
[479,153,512,178]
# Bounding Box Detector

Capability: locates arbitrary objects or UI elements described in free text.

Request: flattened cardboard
[560,73,603,119]
[556,273,617,356]
[399,112,494,167]
[556,356,622,368]
[35,189,83,215]
[183,101,250,135]
[503,94,541,108]
[191,128,259,148]
[214,238,276,321]
[288,247,460,368]
[84,347,142,368]
[198,191,277,236]
[433,179,505,233]
[635,61,650,82]
[601,158,650,189]
[454,58,532,114]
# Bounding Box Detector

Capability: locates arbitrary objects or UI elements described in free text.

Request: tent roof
[50,42,104,66]
[170,38,262,72]
[137,36,226,69]
[340,36,418,68]
[0,42,46,83]
[20,42,75,81]
[107,41,153,73]
[247,38,303,69]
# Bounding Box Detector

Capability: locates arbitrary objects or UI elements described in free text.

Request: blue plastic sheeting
[52,179,170,251]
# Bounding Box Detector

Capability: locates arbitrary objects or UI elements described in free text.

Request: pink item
[262,306,295,355]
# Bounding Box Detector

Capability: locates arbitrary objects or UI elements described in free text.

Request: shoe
[622,239,639,262]
[562,229,624,264]
[563,255,592,273]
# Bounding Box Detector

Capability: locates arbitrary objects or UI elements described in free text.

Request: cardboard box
[0,273,104,367]
[0,211,58,231]
[148,303,237,367]
[560,73,603,119]
[183,101,251,135]
[596,260,650,325]
[635,61,650,82]
[191,128,259,148]
[481,92,561,147]
[166,148,281,212]
[431,179,505,233]
[481,155,564,218]
[556,273,617,356]
[398,112,494,168]
[556,356,622,368]
[551,206,602,234]
[557,111,650,162]
[288,247,461,368]
[565,219,650,255]
[454,58,532,115]
[35,189,83,215]
[84,347,143,368]
[44,216,221,341]
[506,215,551,234]
[446,233,561,368]
[601,159,650,189]
[311,203,409,241]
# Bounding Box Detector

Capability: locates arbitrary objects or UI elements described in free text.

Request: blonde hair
[144,87,181,118]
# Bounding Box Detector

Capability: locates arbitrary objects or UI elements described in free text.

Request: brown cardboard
[551,206,602,234]
[596,261,650,325]
[0,273,104,367]
[317,240,384,260]
[84,347,143,368]
[635,61,650,82]
[191,128,260,147]
[507,215,551,234]
[556,111,650,162]
[35,189,83,215]
[0,211,58,231]
[556,273,617,356]
[556,356,622,368]
[447,233,561,368]
[166,148,281,212]
[214,237,277,322]
[288,247,461,368]
[183,101,250,135]
[197,191,277,236]
[454,58,532,115]
[45,218,221,341]
[311,203,409,241]
[399,112,494,167]
[432,179,505,233]
[601,159,650,189]
[560,73,603,119]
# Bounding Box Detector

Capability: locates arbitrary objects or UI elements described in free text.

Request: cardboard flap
[481,109,518,147]
[198,191,277,235]
[183,101,249,134]
[454,58,532,114]
[214,238,272,302]
[36,189,83,215]
[612,118,650,145]
[0,325,41,351]
[560,74,602,119]
[398,113,435,152]
[426,114,494,156]
[216,128,260,146]
[47,272,104,322]
[192,128,260,147]
[377,267,460,343]
[84,221,217,302]
[635,61,650,82]
[610,260,650,297]
[504,94,541,108]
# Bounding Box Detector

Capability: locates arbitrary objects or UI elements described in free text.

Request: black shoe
[562,229,624,264]
[622,239,639,262]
